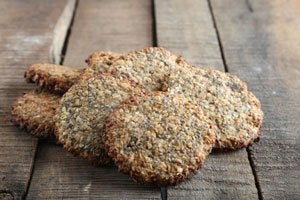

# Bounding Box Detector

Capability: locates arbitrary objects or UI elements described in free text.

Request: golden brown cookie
[11,90,61,138]
[167,67,263,149]
[24,64,82,94]
[105,92,216,186]
[54,73,143,166]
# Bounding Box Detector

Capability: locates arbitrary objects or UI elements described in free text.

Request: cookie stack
[11,47,263,186]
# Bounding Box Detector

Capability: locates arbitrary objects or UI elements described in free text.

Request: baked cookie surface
[87,47,190,92]
[105,92,216,185]
[55,73,143,166]
[167,67,263,149]
[24,63,82,94]
[85,51,121,66]
[11,90,60,138]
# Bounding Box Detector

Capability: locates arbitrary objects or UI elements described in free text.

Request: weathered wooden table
[1,0,299,199]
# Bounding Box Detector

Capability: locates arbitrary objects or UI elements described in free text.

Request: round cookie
[55,73,143,166]
[167,67,263,149]
[105,92,216,186]
[11,90,60,138]
[86,47,190,92]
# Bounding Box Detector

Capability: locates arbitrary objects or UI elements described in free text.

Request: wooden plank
[28,141,160,199]
[155,0,259,199]
[0,0,71,199]
[155,0,223,69]
[27,0,161,199]
[210,0,300,199]
[64,0,153,67]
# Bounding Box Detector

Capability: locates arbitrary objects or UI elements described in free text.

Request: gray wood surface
[155,0,223,69]
[27,0,161,199]
[27,141,160,199]
[155,0,258,199]
[210,0,300,199]
[0,1,68,199]
[64,0,153,67]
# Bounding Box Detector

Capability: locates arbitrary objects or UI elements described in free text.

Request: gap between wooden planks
[211,0,300,199]
[0,1,72,199]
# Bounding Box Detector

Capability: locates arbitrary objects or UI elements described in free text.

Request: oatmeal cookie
[55,73,143,166]
[11,90,60,138]
[167,67,263,149]
[105,92,216,185]
[24,63,82,94]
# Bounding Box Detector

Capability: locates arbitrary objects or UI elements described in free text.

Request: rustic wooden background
[0,0,299,199]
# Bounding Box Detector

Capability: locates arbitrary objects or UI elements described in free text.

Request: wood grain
[27,141,160,199]
[155,0,223,69]
[63,0,153,67]
[155,0,258,199]
[27,0,161,199]
[210,0,300,199]
[0,1,69,199]
[49,0,77,64]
